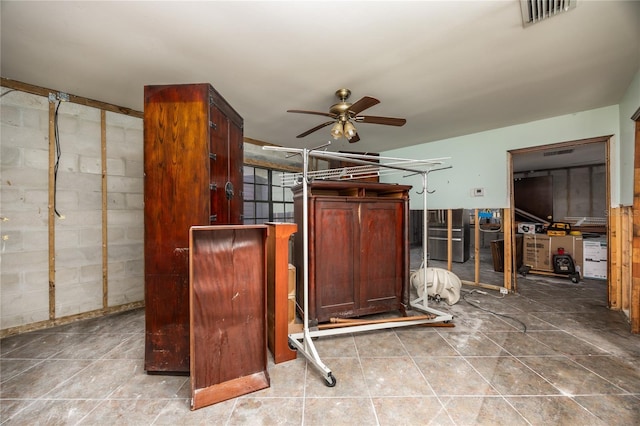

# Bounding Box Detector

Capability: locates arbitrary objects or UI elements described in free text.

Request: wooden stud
[474,209,480,284]
[447,209,453,271]
[503,208,513,292]
[48,98,56,321]
[631,118,640,333]
[607,206,615,307]
[621,207,632,313]
[101,110,108,309]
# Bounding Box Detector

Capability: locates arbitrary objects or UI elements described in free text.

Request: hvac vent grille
[520,0,577,27]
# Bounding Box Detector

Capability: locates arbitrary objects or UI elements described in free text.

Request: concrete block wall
[105,111,144,307]
[0,88,144,331]
[1,88,51,328]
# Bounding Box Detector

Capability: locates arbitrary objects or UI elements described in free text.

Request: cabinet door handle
[225,181,234,200]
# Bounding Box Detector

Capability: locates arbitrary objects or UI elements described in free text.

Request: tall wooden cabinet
[144,83,243,374]
[292,181,411,325]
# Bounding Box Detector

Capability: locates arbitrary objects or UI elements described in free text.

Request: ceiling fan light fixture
[330,121,343,139]
[343,121,357,139]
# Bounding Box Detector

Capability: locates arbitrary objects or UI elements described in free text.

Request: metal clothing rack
[263,143,454,387]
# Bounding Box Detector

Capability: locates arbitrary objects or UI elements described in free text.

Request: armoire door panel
[314,202,358,318]
[360,202,403,306]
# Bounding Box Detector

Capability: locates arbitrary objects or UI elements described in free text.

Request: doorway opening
[508,136,611,297]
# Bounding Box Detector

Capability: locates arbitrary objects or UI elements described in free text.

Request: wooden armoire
[144,83,243,374]
[292,180,411,325]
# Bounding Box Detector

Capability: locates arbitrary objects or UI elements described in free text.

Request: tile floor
[2,272,640,425]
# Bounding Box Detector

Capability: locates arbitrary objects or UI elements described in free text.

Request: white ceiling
[1,1,639,158]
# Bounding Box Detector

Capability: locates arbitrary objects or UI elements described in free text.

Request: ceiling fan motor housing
[330,89,353,119]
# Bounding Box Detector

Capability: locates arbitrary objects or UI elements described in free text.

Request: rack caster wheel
[324,373,337,387]
[570,274,579,283]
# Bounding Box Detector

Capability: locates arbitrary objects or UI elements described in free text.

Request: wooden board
[189,225,269,410]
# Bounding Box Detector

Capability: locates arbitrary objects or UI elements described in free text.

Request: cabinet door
[359,201,404,311]
[209,104,243,225]
[209,104,229,224]
[227,120,244,224]
[312,200,359,322]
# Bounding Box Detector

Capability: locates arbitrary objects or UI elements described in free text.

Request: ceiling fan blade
[356,115,407,126]
[296,121,334,138]
[348,133,361,143]
[287,109,337,119]
[347,96,380,115]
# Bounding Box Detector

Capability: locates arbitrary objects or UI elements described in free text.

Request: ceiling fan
[287,89,406,143]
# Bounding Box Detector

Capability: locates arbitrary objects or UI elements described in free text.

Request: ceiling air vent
[520,0,577,27]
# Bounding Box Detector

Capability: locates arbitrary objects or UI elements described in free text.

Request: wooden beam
[1,77,143,119]
[243,157,302,173]
[243,137,279,147]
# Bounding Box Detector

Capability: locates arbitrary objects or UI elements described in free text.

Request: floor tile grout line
[352,332,381,426]
[399,329,457,425]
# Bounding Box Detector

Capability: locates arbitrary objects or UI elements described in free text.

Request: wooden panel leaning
[189,225,269,410]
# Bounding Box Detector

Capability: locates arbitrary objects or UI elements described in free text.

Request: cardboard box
[517,222,544,234]
[523,234,583,273]
[583,239,607,279]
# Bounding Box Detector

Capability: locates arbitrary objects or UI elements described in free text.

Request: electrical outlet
[472,187,484,197]
[500,287,508,295]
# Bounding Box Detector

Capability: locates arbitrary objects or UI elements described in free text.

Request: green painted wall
[383,105,622,211]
